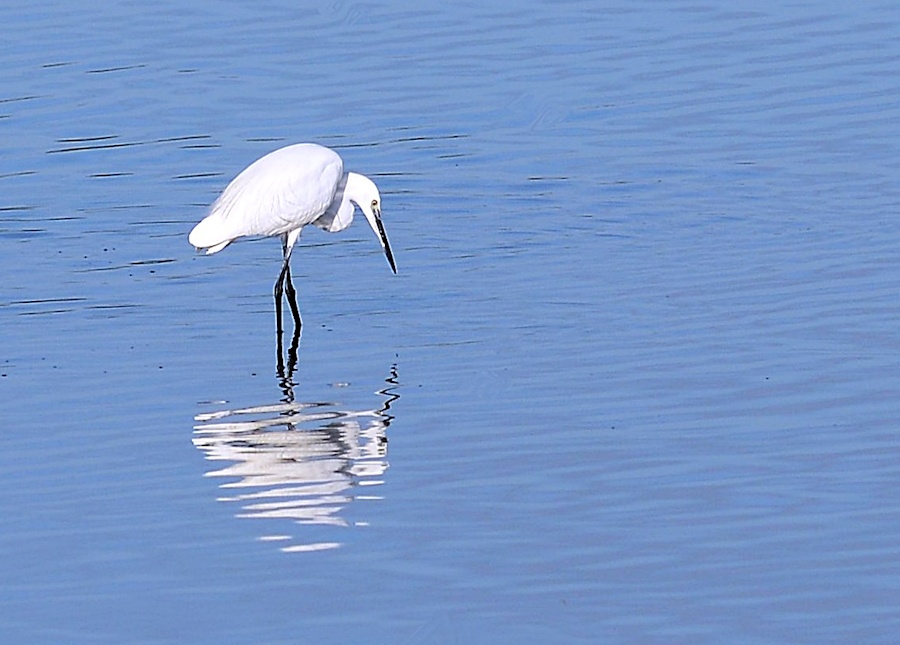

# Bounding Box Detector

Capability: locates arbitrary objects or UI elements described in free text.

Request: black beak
[375,213,397,274]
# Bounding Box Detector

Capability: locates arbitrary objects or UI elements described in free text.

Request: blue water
[2,1,900,643]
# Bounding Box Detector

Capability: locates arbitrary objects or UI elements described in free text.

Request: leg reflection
[191,357,401,552]
[276,322,301,400]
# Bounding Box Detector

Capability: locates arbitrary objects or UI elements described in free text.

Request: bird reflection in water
[193,328,399,553]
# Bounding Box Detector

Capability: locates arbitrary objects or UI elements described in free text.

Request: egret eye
[371,199,378,209]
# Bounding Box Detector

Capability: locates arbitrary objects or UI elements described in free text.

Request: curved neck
[345,172,376,206]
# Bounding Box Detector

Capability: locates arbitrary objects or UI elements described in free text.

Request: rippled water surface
[3,1,900,643]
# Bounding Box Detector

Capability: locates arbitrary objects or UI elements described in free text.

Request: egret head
[347,172,397,274]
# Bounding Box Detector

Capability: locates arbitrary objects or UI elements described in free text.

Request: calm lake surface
[2,1,900,643]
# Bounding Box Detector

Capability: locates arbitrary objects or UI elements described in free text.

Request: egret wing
[195,144,344,248]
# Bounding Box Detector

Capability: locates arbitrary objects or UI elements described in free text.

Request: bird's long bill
[373,210,397,274]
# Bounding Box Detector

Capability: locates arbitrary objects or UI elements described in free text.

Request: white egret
[189,143,397,333]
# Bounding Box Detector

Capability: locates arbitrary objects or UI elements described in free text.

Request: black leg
[275,233,303,378]
[276,319,286,377]
[283,263,302,330]
[274,235,293,338]
[274,275,285,338]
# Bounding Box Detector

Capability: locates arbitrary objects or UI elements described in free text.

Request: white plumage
[189,143,396,331]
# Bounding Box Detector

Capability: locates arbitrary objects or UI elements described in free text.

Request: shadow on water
[192,328,400,553]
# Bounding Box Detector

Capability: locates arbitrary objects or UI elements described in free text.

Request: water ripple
[192,365,400,552]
